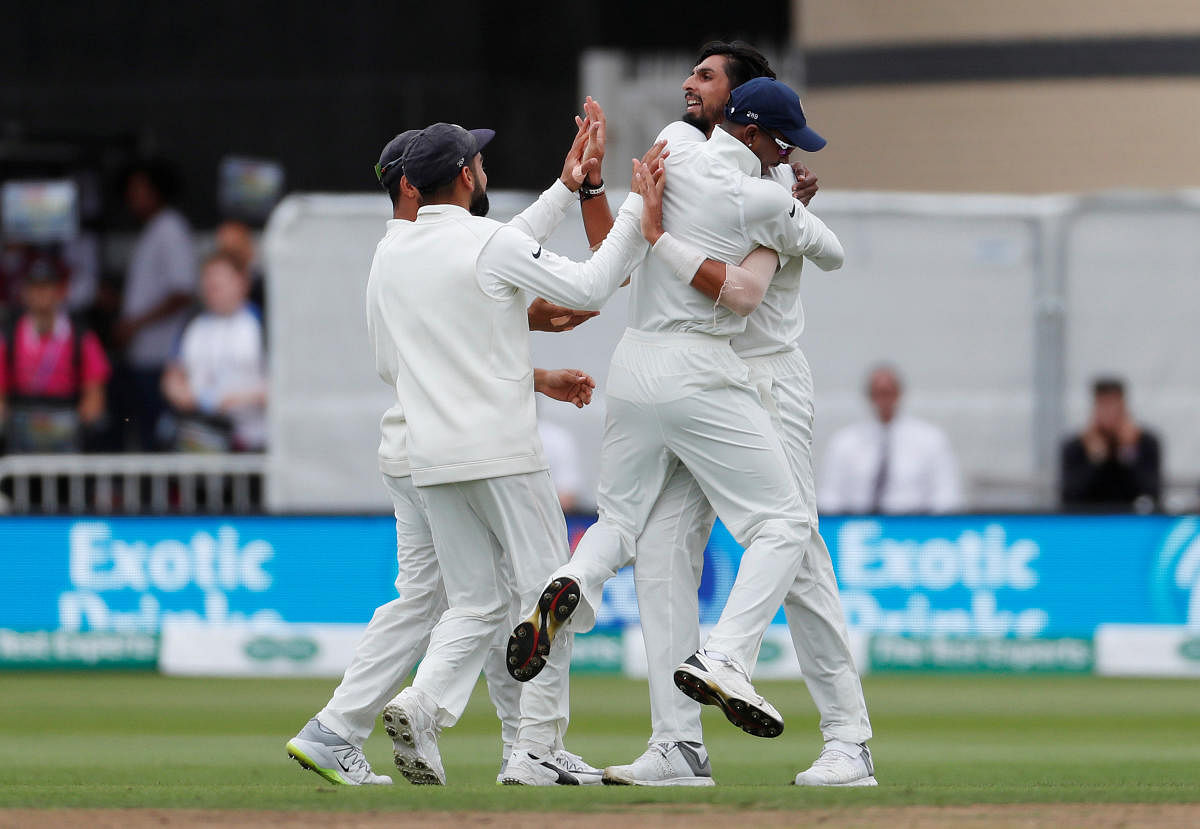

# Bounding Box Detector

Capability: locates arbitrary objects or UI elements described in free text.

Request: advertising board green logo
[243,636,318,662]
[757,639,783,664]
[1178,637,1200,662]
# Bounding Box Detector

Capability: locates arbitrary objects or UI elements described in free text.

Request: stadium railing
[0,453,265,515]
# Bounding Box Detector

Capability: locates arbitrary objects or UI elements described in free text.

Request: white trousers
[636,348,872,745]
[414,470,572,755]
[554,329,809,669]
[318,474,522,757]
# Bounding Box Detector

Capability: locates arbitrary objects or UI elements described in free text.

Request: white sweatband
[653,232,708,284]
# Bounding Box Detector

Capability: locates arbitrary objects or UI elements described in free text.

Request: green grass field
[1,672,1197,814]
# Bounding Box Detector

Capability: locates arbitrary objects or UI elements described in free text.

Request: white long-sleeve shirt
[631,123,842,337]
[818,415,964,514]
[732,163,811,358]
[370,180,582,476]
[367,187,645,486]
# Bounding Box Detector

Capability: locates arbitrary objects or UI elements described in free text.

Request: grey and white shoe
[603,741,715,787]
[552,749,603,786]
[500,749,581,785]
[793,741,878,787]
[286,718,393,786]
[382,688,445,785]
[673,650,784,738]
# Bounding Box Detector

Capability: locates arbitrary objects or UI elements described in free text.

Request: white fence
[0,454,265,514]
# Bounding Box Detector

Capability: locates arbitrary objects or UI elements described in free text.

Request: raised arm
[577,97,616,250]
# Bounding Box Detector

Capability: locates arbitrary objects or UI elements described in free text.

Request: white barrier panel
[1095,624,1200,677]
[160,621,366,677]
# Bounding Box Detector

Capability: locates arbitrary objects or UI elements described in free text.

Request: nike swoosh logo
[336,755,352,772]
[789,203,797,217]
[532,246,542,259]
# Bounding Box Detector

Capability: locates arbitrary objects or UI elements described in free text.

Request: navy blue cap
[375,129,421,190]
[401,123,495,190]
[726,77,826,152]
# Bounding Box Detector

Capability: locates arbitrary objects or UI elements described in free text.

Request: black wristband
[579,179,605,201]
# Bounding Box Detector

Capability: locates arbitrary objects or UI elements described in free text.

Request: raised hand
[631,152,667,245]
[577,96,607,185]
[560,117,601,192]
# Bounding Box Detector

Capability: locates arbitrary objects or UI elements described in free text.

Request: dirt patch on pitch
[4,804,1200,828]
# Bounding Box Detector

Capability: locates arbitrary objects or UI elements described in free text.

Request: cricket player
[507,78,844,758]
[285,123,608,786]
[371,122,661,786]
[572,44,875,788]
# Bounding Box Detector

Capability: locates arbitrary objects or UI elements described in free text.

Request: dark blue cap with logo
[401,123,495,190]
[375,129,421,190]
[726,77,826,151]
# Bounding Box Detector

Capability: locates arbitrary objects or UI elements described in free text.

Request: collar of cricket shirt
[707,126,762,178]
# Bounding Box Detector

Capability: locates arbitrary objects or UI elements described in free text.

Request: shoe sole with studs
[382,702,444,785]
[673,664,784,738]
[506,577,580,682]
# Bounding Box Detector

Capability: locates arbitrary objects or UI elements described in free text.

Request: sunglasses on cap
[770,134,798,155]
[374,157,402,183]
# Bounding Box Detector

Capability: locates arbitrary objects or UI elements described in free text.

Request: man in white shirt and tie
[820,364,964,514]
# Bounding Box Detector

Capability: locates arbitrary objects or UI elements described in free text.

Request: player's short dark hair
[386,177,403,209]
[1093,377,1126,397]
[123,158,182,204]
[695,40,776,88]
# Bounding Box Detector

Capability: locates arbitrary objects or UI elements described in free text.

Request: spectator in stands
[1061,377,1161,512]
[214,219,265,313]
[0,254,110,452]
[114,160,197,450]
[161,251,266,451]
[819,364,963,514]
[536,409,584,512]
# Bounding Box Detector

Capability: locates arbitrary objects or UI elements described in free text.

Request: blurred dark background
[0,0,789,226]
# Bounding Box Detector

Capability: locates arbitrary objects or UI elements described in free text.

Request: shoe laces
[553,750,589,772]
[335,743,374,775]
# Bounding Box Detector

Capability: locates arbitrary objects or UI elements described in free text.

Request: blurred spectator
[1061,377,1161,513]
[114,160,197,450]
[537,412,584,513]
[214,219,265,312]
[0,254,110,452]
[161,251,266,451]
[819,364,963,514]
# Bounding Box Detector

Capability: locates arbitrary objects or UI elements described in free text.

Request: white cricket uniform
[318,181,579,758]
[369,181,647,756]
[549,125,843,673]
[633,134,872,747]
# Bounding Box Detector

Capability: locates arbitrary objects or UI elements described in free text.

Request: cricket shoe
[793,741,877,787]
[673,650,784,738]
[382,688,445,785]
[553,748,604,785]
[506,576,580,682]
[285,718,393,785]
[500,749,582,785]
[602,741,715,786]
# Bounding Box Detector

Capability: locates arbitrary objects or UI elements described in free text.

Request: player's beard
[469,179,489,217]
[681,111,713,135]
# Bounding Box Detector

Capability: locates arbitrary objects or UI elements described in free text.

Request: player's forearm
[580,193,616,250]
[652,234,777,317]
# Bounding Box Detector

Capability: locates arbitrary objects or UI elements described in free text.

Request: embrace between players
[286,40,876,789]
